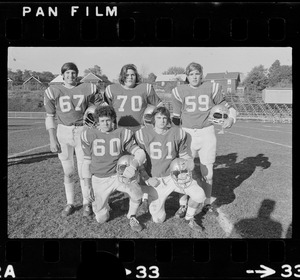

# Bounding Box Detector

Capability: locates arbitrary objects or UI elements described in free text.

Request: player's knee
[152,213,166,223]
[61,160,75,178]
[200,164,213,182]
[95,212,110,224]
[191,188,206,204]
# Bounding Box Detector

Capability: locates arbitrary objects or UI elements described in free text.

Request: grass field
[7,118,292,239]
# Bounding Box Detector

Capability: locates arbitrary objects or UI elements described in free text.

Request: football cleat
[129,215,143,232]
[61,204,75,217]
[82,204,93,217]
[83,105,97,128]
[143,105,156,125]
[201,204,219,216]
[175,205,187,218]
[116,155,138,184]
[208,104,229,125]
[170,158,192,188]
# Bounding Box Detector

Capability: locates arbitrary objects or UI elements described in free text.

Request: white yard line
[223,131,292,149]
[8,144,50,159]
[232,125,292,134]
[8,127,44,134]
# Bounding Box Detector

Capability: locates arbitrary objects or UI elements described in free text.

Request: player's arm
[178,128,194,171]
[171,87,182,126]
[44,88,61,153]
[212,83,237,127]
[104,85,113,105]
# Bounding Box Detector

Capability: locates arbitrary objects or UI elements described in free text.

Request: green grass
[7,121,292,238]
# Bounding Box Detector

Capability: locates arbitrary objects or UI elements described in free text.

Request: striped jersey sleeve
[44,87,56,116]
[171,87,183,117]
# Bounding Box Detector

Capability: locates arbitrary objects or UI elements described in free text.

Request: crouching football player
[135,107,206,231]
[81,105,146,232]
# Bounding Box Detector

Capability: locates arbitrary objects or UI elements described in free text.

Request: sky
[8,47,292,81]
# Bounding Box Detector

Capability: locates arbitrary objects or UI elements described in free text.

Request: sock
[80,179,91,205]
[204,198,211,205]
[127,199,140,219]
[185,206,197,220]
[64,182,74,205]
[142,193,148,201]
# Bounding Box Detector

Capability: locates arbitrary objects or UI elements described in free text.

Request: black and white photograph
[7,46,292,239]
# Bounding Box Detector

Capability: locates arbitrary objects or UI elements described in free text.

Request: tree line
[8,60,292,93]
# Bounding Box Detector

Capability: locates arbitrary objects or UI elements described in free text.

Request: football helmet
[170,158,192,188]
[83,105,97,128]
[143,105,156,125]
[116,155,138,184]
[208,104,229,125]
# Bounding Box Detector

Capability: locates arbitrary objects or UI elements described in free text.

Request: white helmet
[208,104,229,125]
[83,105,97,128]
[116,155,138,184]
[143,105,156,125]
[169,158,192,188]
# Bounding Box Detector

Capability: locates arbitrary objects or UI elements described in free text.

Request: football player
[135,107,206,231]
[81,105,146,232]
[171,62,237,217]
[104,64,163,210]
[104,64,163,132]
[44,62,103,218]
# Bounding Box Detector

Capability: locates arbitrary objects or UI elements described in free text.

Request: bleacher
[160,92,292,123]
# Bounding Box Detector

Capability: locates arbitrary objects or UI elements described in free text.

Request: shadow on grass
[230,199,283,238]
[8,151,58,166]
[200,153,271,207]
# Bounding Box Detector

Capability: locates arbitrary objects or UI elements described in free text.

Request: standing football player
[44,62,102,218]
[104,64,163,210]
[135,107,206,231]
[171,62,237,217]
[104,64,163,132]
[81,105,146,232]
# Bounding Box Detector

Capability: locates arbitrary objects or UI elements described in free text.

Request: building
[204,72,241,94]
[154,74,187,91]
[262,88,292,104]
[80,72,112,88]
[49,75,64,85]
[22,76,46,90]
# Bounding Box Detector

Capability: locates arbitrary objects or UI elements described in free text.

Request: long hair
[151,106,171,125]
[118,64,141,85]
[61,62,79,76]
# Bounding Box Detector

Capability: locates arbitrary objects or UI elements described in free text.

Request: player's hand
[50,139,61,153]
[146,177,160,188]
[186,158,195,171]
[222,117,234,129]
[123,165,137,179]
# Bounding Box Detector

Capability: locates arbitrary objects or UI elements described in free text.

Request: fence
[8,111,46,119]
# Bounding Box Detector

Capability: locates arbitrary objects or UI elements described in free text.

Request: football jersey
[105,83,162,127]
[135,126,189,178]
[44,83,100,126]
[172,82,228,129]
[81,127,140,178]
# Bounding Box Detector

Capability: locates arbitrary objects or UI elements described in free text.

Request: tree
[268,60,281,87]
[268,60,292,87]
[162,66,185,75]
[84,65,102,76]
[242,65,269,92]
[147,73,157,83]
